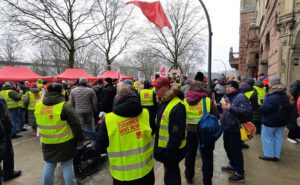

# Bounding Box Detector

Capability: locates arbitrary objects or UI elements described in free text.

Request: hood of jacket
[157,83,181,103]
[268,83,286,95]
[30,88,40,93]
[239,82,252,93]
[43,92,65,106]
[185,89,207,105]
[113,94,143,117]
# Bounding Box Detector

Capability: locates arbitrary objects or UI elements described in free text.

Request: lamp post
[214,59,228,77]
[198,0,212,87]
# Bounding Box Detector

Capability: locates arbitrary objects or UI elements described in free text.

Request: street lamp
[198,0,212,87]
[214,59,228,77]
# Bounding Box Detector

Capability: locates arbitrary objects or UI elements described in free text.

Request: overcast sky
[199,0,240,73]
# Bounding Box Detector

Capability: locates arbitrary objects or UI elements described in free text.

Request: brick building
[229,0,300,85]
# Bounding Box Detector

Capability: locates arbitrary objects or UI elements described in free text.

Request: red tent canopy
[98,70,133,80]
[55,68,97,81]
[0,66,52,82]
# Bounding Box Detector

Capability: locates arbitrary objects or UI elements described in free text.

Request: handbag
[240,122,256,141]
[297,117,300,127]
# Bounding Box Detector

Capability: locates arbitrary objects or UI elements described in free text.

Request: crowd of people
[0,72,300,185]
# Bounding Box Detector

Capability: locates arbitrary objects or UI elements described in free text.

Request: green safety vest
[105,109,154,181]
[35,101,74,144]
[184,97,211,125]
[158,97,186,149]
[253,86,266,105]
[27,91,42,111]
[140,89,154,106]
[1,90,19,109]
[244,91,254,100]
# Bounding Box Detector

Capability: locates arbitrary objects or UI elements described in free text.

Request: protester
[180,75,190,95]
[220,80,252,182]
[1,82,23,138]
[259,75,290,161]
[35,83,84,185]
[70,77,98,130]
[99,78,117,113]
[183,80,220,185]
[0,93,22,182]
[24,83,42,135]
[252,80,267,134]
[139,80,157,123]
[95,83,155,185]
[152,77,186,185]
[287,80,300,143]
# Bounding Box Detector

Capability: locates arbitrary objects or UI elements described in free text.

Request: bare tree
[2,0,100,68]
[32,41,67,75]
[0,34,22,65]
[180,45,205,76]
[91,0,135,70]
[125,48,163,80]
[74,41,97,68]
[48,42,68,74]
[149,0,206,73]
[32,42,50,76]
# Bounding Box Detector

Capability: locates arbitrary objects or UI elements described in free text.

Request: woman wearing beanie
[259,75,291,161]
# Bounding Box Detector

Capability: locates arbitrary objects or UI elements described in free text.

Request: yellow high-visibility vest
[18,94,26,108]
[253,86,266,105]
[35,101,74,144]
[1,90,19,109]
[27,91,42,111]
[140,89,154,106]
[184,97,211,125]
[105,109,154,181]
[244,91,254,100]
[158,97,186,149]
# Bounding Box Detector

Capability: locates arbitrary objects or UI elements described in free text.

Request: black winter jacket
[154,85,186,164]
[41,92,84,162]
[260,84,290,127]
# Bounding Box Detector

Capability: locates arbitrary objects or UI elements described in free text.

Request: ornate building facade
[229,0,300,85]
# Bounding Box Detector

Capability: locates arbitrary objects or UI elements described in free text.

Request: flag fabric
[125,0,172,29]
[116,68,122,81]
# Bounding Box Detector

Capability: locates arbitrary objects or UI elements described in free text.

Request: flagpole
[198,0,212,88]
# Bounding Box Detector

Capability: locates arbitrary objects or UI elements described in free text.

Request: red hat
[151,77,170,88]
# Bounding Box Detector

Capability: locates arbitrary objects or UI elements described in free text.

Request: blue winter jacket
[220,91,252,132]
[260,87,290,127]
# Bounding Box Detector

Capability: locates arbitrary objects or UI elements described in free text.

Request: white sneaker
[296,138,300,143]
[287,138,297,144]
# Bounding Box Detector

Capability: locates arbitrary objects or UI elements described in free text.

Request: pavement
[4,127,300,185]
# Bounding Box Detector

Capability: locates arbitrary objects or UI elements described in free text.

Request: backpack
[198,97,223,143]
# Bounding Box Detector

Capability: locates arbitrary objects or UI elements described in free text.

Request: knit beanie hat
[226,80,239,90]
[269,75,280,86]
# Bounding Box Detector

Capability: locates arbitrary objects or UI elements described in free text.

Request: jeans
[261,125,285,158]
[20,108,27,129]
[7,108,21,136]
[78,112,94,131]
[42,159,76,185]
[223,130,244,176]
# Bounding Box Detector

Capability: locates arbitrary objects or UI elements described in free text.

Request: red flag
[125,0,172,29]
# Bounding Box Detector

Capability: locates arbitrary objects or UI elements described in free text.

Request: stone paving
[4,128,300,185]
